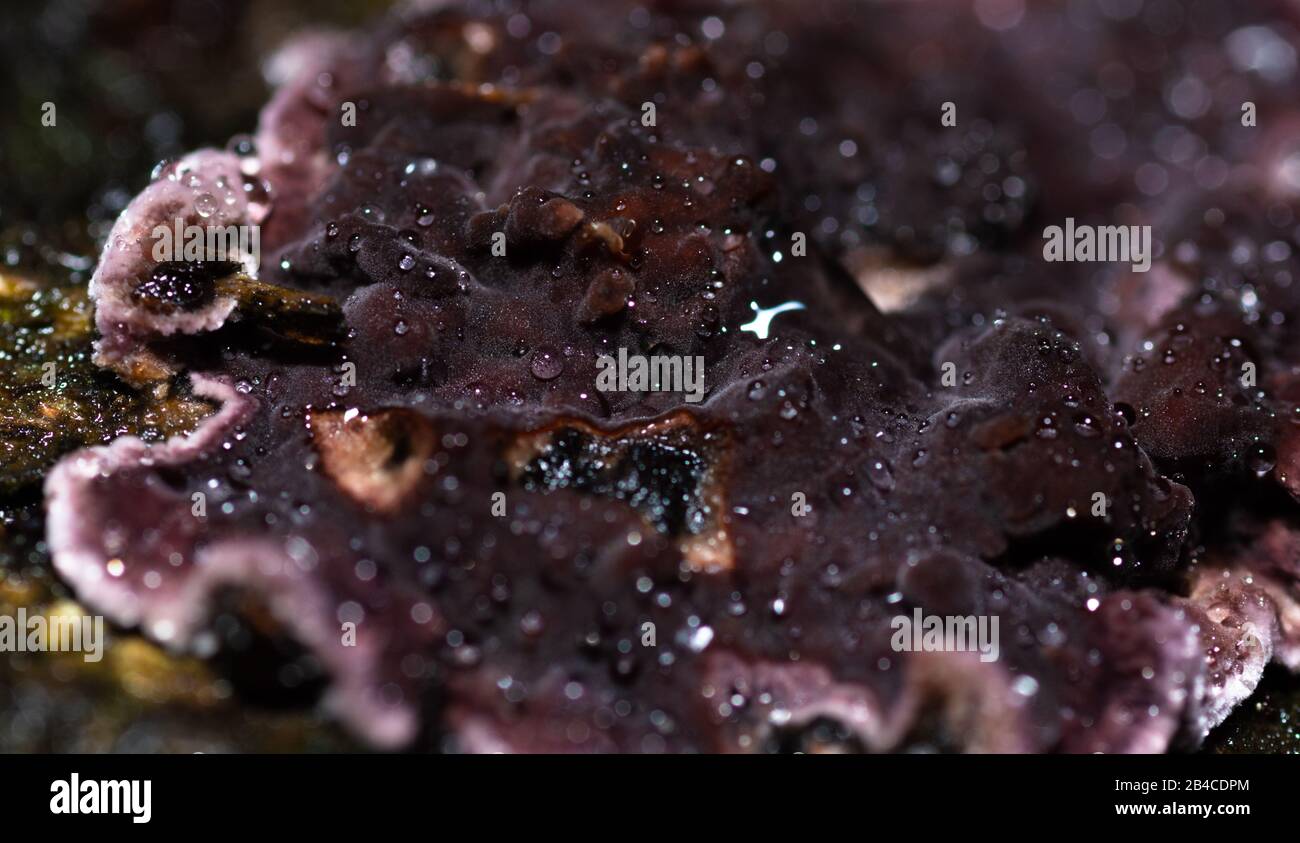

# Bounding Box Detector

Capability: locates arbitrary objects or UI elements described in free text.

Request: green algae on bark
[0,271,213,496]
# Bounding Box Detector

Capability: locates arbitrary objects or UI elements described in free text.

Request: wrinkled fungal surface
[31,0,1300,751]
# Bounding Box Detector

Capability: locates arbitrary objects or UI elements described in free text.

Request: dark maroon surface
[39,0,1300,752]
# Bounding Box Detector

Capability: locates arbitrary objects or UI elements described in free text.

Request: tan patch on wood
[310,408,436,514]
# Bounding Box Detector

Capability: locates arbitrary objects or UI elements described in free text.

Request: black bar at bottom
[0,753,1286,830]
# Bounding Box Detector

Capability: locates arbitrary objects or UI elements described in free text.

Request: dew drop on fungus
[1247,443,1276,476]
[867,459,895,491]
[195,192,217,218]
[530,348,563,380]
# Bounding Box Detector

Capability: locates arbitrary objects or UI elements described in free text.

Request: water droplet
[194,193,217,218]
[866,459,895,491]
[1074,413,1101,437]
[686,625,714,652]
[1012,675,1039,697]
[520,610,545,637]
[404,158,438,177]
[1247,443,1276,476]
[226,134,257,157]
[530,348,563,380]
